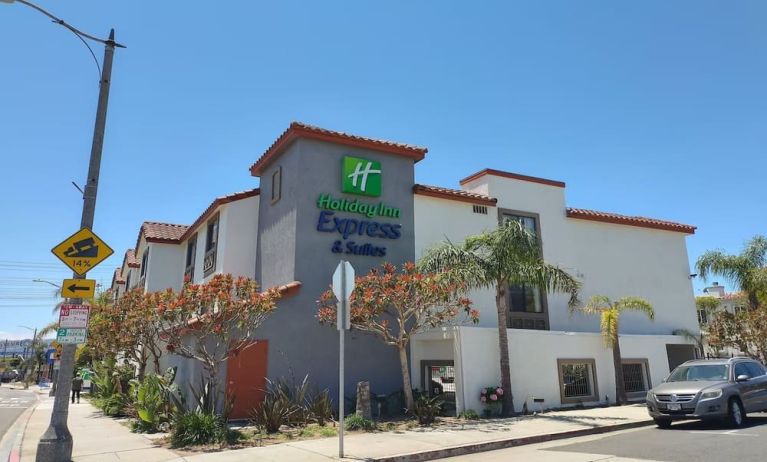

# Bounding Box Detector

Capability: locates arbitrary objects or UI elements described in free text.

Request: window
[140,249,149,278]
[558,359,599,404]
[697,309,708,325]
[744,362,765,378]
[734,305,746,315]
[271,166,282,204]
[621,359,651,396]
[501,211,547,328]
[203,215,219,277]
[734,362,750,379]
[125,272,131,290]
[184,234,197,282]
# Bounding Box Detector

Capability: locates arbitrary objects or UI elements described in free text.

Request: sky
[1,1,765,340]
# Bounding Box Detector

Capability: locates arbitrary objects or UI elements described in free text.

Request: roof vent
[473,205,488,215]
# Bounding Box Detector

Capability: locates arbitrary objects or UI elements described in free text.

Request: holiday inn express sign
[314,156,403,257]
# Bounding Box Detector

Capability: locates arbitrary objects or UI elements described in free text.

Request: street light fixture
[32,279,61,289]
[3,1,124,461]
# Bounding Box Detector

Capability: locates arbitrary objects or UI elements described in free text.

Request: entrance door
[665,344,696,373]
[421,360,456,415]
[226,340,268,420]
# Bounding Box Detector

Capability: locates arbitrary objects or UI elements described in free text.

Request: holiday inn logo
[342,156,381,197]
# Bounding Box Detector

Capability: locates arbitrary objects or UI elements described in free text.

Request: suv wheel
[727,398,746,428]
[654,418,672,429]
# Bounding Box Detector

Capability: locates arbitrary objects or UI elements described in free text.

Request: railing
[203,248,216,277]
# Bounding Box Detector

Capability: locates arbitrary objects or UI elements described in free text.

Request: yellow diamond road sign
[61,278,96,298]
[52,228,113,276]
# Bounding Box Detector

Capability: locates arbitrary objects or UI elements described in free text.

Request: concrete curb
[369,419,655,462]
[3,391,41,462]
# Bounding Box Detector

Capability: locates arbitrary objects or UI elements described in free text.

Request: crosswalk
[0,397,33,408]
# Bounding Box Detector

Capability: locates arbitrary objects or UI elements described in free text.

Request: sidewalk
[18,396,652,462]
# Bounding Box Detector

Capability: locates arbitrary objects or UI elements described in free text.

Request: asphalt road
[441,412,767,461]
[0,386,35,443]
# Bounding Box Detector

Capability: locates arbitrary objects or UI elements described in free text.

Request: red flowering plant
[86,288,164,381]
[157,274,281,412]
[317,262,478,413]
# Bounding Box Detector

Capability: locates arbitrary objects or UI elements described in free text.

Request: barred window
[558,359,598,404]
[621,359,651,397]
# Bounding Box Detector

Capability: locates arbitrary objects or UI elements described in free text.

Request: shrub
[250,375,332,432]
[458,409,480,420]
[252,390,293,433]
[413,395,443,426]
[170,411,240,447]
[344,414,376,431]
[130,368,183,433]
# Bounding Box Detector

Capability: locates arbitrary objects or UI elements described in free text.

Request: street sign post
[51,228,113,275]
[60,279,96,298]
[332,260,354,458]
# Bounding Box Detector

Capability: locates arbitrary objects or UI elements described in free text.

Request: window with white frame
[140,248,149,278]
[558,359,598,404]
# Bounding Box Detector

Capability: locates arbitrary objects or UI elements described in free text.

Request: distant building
[697,282,747,325]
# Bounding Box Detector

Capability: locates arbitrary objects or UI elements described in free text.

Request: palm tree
[419,220,580,415]
[696,235,767,310]
[572,296,654,404]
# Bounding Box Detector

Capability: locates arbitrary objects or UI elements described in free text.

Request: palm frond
[37,321,59,339]
[418,240,491,288]
[696,251,749,287]
[743,235,767,268]
[615,297,655,321]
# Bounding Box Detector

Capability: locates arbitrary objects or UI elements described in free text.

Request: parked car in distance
[646,357,767,428]
[0,369,20,383]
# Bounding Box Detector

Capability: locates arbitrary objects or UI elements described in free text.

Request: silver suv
[646,357,767,428]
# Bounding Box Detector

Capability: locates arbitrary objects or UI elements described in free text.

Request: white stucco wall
[415,175,699,337]
[221,196,259,279]
[145,243,185,293]
[413,195,499,327]
[415,327,695,414]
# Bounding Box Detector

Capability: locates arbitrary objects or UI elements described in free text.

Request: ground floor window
[558,358,598,404]
[621,359,651,397]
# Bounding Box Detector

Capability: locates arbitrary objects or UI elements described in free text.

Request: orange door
[226,340,268,420]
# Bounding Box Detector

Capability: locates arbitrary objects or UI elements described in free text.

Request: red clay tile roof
[142,222,189,242]
[179,189,260,241]
[250,122,428,176]
[722,292,746,301]
[566,208,696,234]
[111,267,125,286]
[124,249,139,269]
[460,168,566,188]
[413,184,497,206]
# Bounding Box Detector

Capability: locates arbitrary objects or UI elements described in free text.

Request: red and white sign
[58,304,90,329]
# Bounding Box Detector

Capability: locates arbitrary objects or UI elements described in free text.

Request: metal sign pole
[338,261,346,458]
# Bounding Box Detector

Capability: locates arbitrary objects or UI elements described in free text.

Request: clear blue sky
[1,1,765,339]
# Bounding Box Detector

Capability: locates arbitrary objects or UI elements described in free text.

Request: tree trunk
[398,345,415,413]
[612,336,626,405]
[137,360,146,382]
[748,292,760,310]
[496,283,515,416]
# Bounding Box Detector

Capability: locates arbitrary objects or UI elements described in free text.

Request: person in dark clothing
[71,376,83,403]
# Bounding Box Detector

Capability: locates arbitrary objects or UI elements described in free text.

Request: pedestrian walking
[71,374,83,404]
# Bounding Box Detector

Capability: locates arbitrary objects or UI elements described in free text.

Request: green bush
[458,409,480,420]
[170,411,240,447]
[129,368,183,433]
[344,414,376,431]
[413,395,443,426]
[250,375,333,432]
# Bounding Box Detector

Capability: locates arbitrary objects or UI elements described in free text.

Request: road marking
[687,430,759,436]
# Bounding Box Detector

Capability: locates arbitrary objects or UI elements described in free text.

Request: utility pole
[36,29,119,462]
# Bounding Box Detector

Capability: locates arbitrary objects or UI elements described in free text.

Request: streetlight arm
[14,0,124,47]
